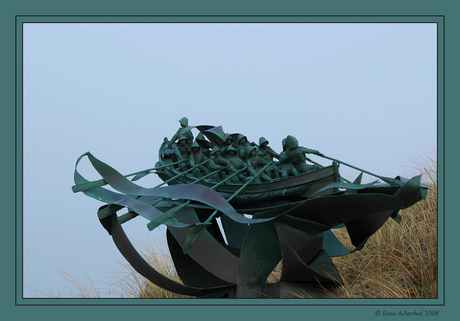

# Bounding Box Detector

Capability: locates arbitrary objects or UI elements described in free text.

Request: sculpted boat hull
[155,162,341,210]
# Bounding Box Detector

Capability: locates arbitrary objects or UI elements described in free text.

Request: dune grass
[328,189,437,298]
[108,237,194,299]
[325,155,438,298]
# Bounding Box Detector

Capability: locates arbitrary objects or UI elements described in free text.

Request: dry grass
[267,261,283,284]
[37,237,192,298]
[108,237,194,298]
[28,260,113,298]
[326,156,438,298]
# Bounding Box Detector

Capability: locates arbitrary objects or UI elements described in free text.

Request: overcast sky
[22,22,437,298]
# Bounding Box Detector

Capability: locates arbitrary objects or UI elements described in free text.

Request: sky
[22,22,437,298]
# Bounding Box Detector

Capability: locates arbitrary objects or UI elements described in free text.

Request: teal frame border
[15,15,444,308]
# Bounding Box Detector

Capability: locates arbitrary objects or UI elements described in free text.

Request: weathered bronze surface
[73,119,428,298]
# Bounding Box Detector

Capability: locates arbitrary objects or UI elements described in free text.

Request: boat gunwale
[156,163,339,194]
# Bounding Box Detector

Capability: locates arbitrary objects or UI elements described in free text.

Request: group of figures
[166,117,324,184]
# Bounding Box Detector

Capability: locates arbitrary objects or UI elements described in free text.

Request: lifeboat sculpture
[72,119,428,298]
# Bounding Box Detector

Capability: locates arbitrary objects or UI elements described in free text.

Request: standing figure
[284,135,322,174]
[189,141,209,177]
[208,146,228,182]
[226,146,248,183]
[246,146,272,183]
[257,137,280,179]
[174,135,191,171]
[169,117,194,147]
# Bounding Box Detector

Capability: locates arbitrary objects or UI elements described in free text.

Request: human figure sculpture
[257,137,280,179]
[160,137,171,156]
[284,135,322,174]
[208,146,228,182]
[220,134,234,158]
[279,138,298,178]
[174,135,191,171]
[226,145,248,183]
[195,132,214,158]
[237,134,250,162]
[258,137,279,160]
[169,117,193,147]
[190,141,209,177]
[246,146,273,183]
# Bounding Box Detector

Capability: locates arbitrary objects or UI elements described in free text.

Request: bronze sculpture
[226,145,249,184]
[284,135,322,174]
[208,147,228,183]
[169,117,193,147]
[247,146,272,183]
[258,137,280,179]
[189,141,208,177]
[72,119,428,298]
[237,134,250,162]
[174,135,191,171]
